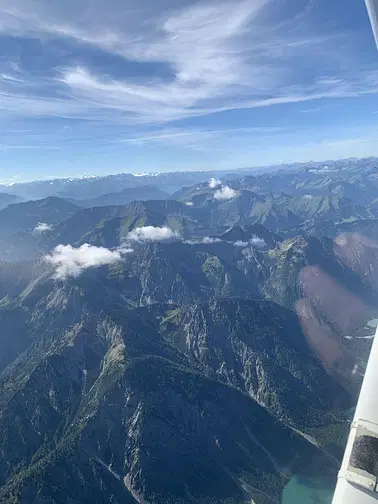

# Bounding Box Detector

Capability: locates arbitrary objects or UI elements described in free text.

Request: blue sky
[1,0,378,182]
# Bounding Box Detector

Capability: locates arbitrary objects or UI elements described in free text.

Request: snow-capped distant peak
[45,174,100,183]
[132,172,159,177]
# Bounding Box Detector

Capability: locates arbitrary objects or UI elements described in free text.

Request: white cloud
[214,186,238,200]
[250,237,267,249]
[233,237,267,248]
[184,235,267,248]
[209,177,222,189]
[202,237,222,244]
[127,226,180,242]
[44,243,124,279]
[185,237,221,245]
[116,244,135,255]
[234,240,249,247]
[34,222,53,234]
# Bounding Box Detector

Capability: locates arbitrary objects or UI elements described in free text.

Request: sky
[1,0,378,181]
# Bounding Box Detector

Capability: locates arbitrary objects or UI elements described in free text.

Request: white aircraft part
[332,325,378,503]
[366,0,378,48]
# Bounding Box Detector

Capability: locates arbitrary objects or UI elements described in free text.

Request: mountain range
[1,157,378,503]
[2,156,378,201]
[0,263,348,504]
[67,186,170,208]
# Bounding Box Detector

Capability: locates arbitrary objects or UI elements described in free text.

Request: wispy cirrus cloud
[0,0,377,128]
[1,0,378,167]
[121,126,284,150]
[0,0,271,124]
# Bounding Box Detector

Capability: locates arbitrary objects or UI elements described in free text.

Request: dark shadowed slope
[0,270,341,504]
[0,197,79,238]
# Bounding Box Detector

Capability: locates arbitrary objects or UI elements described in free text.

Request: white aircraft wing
[366,0,378,48]
[332,325,378,503]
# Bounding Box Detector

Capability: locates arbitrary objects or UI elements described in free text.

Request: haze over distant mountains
[0,157,378,503]
[2,157,376,201]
